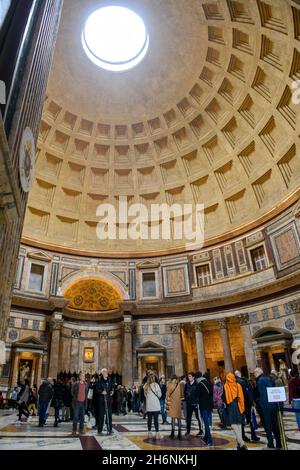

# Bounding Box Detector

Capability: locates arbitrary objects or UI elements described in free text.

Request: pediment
[27,251,51,262]
[136,261,160,270]
[14,336,45,346]
[138,340,164,350]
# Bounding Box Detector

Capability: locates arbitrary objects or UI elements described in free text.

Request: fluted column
[218,319,233,373]
[194,322,207,374]
[238,314,257,375]
[36,354,43,387]
[99,331,109,370]
[170,324,184,377]
[123,318,134,387]
[48,317,63,379]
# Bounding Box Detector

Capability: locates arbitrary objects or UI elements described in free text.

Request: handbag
[87,388,94,400]
[165,384,179,411]
[251,408,258,430]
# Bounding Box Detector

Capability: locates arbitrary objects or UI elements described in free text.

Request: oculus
[82,6,149,72]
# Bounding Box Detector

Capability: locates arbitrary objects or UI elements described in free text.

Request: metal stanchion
[277,403,288,450]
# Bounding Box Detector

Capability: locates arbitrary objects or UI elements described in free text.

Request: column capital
[71,330,81,339]
[170,324,181,334]
[218,318,228,330]
[50,318,63,332]
[193,322,204,333]
[288,301,300,314]
[123,322,134,334]
[99,331,109,340]
[238,313,250,325]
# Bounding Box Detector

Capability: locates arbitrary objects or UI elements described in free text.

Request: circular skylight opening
[82,6,149,72]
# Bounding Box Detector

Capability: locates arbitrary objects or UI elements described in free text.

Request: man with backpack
[197,372,214,446]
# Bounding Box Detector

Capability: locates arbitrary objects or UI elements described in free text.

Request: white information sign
[267,387,286,403]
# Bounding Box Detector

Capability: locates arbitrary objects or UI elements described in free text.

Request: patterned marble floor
[0,410,299,450]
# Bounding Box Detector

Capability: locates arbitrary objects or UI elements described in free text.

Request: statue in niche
[278,358,288,385]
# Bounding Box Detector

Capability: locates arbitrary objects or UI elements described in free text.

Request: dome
[22,0,300,256]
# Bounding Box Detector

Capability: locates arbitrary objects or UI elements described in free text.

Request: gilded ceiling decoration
[64,278,122,312]
[22,0,300,256]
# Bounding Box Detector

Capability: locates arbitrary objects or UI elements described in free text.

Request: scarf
[224,373,245,414]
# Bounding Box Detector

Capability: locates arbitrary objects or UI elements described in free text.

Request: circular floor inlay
[82,6,149,72]
[144,435,230,448]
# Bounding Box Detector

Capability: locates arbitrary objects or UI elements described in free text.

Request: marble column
[238,313,257,375]
[11,352,20,386]
[36,354,43,387]
[48,317,63,379]
[170,324,184,377]
[137,356,142,383]
[99,331,109,370]
[218,319,234,373]
[193,322,207,374]
[70,330,81,373]
[123,318,134,387]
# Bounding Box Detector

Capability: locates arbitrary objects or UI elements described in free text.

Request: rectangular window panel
[142,272,156,298]
[28,264,45,292]
[251,246,267,272]
[196,264,212,287]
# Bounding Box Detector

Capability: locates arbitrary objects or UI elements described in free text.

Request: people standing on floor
[127,388,133,413]
[144,371,162,440]
[288,369,300,432]
[0,392,4,409]
[235,371,260,443]
[213,377,226,429]
[254,367,282,450]
[52,378,64,427]
[159,376,168,425]
[72,372,88,436]
[96,368,114,435]
[62,379,72,422]
[132,385,140,413]
[38,378,53,427]
[197,372,214,446]
[184,372,203,437]
[17,379,31,423]
[223,372,248,451]
[166,375,184,439]
[69,377,76,421]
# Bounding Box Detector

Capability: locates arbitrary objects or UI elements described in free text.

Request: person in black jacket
[52,378,64,427]
[159,377,168,424]
[235,371,260,443]
[197,373,214,446]
[62,380,72,422]
[38,378,53,427]
[184,372,202,436]
[96,368,114,435]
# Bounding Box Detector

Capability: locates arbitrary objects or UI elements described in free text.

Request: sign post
[267,387,288,450]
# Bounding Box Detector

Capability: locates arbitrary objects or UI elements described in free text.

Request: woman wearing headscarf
[223,373,248,450]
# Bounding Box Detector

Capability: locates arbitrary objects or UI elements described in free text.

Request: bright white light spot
[82,6,149,72]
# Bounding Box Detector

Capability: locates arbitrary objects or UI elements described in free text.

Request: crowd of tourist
[3,365,300,450]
